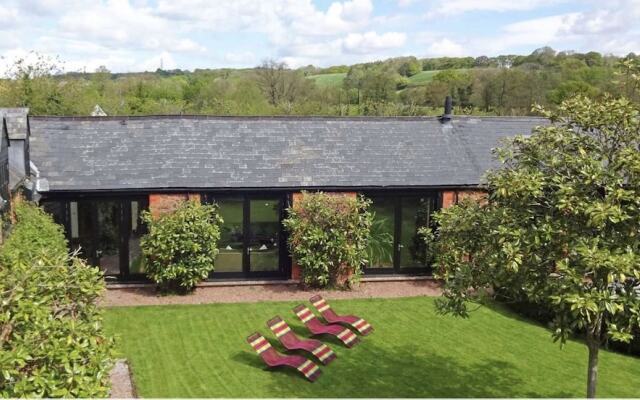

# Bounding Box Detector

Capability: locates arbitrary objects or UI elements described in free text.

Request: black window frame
[40,195,149,282]
[202,192,290,279]
[362,190,439,275]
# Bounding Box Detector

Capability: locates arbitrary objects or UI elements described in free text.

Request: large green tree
[431,96,640,398]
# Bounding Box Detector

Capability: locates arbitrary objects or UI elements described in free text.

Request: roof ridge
[28,114,547,122]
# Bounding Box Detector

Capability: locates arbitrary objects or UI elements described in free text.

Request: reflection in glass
[400,197,434,269]
[249,199,280,271]
[128,201,146,274]
[96,202,121,276]
[72,201,94,263]
[215,197,244,272]
[367,197,395,268]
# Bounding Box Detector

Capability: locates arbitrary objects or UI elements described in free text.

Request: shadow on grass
[231,351,313,381]
[235,339,574,397]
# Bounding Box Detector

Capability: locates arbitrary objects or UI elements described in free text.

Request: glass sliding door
[399,197,435,271]
[368,196,396,269]
[365,193,437,274]
[47,197,148,280]
[128,200,147,274]
[248,199,281,272]
[71,201,99,270]
[207,194,286,278]
[95,201,122,276]
[215,197,245,274]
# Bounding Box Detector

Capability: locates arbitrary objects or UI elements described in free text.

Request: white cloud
[427,38,465,57]
[0,5,20,29]
[502,13,580,43]
[154,0,372,37]
[58,0,205,53]
[136,51,177,72]
[426,0,565,18]
[0,0,639,73]
[223,51,257,65]
[341,31,407,54]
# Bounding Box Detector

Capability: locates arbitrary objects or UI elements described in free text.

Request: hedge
[0,202,114,397]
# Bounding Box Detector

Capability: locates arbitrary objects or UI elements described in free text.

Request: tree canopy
[0,49,638,117]
[431,95,640,398]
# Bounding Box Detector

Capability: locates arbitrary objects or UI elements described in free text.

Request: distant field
[406,70,440,86]
[308,69,469,90]
[308,73,347,87]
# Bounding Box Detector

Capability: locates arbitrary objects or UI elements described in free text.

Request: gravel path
[109,359,135,398]
[101,279,441,307]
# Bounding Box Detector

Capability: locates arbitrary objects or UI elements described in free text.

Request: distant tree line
[0,48,638,116]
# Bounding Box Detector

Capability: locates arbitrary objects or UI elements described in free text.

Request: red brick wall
[148,193,201,219]
[290,191,357,281]
[441,189,486,208]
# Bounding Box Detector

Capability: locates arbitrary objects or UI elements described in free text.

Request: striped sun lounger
[267,316,337,365]
[310,295,373,335]
[246,332,322,382]
[293,304,360,348]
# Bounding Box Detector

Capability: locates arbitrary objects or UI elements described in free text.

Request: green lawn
[104,297,640,398]
[308,73,347,87]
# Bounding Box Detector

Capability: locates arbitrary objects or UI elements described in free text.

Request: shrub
[0,200,68,265]
[0,202,114,397]
[283,192,372,289]
[141,200,222,292]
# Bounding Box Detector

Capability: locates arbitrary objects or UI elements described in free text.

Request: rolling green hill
[308,72,347,87]
[307,69,469,90]
[406,70,440,86]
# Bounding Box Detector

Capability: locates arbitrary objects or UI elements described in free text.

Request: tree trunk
[586,337,599,398]
[586,318,602,398]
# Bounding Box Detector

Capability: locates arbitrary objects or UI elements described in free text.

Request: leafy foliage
[0,202,114,397]
[432,96,640,397]
[283,192,372,289]
[141,200,222,292]
[0,200,68,265]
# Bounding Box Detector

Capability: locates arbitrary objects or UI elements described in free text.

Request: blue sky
[0,0,638,73]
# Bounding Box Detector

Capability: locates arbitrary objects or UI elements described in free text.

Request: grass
[104,297,640,398]
[406,70,441,87]
[306,69,468,90]
[308,73,347,87]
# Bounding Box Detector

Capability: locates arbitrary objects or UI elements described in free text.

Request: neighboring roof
[2,108,29,139]
[91,105,107,117]
[2,108,29,191]
[28,115,547,192]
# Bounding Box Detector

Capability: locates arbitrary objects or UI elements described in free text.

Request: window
[366,193,437,274]
[43,197,148,279]
[205,194,286,278]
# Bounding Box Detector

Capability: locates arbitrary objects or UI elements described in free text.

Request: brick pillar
[148,193,201,219]
[441,190,457,208]
[289,191,357,281]
[441,190,486,209]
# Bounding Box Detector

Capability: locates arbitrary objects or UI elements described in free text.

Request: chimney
[440,96,453,123]
[4,108,31,191]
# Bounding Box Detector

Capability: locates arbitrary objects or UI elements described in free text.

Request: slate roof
[28,115,547,192]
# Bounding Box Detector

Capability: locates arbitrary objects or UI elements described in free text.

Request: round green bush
[141,201,222,292]
[283,192,372,289]
[0,202,114,397]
